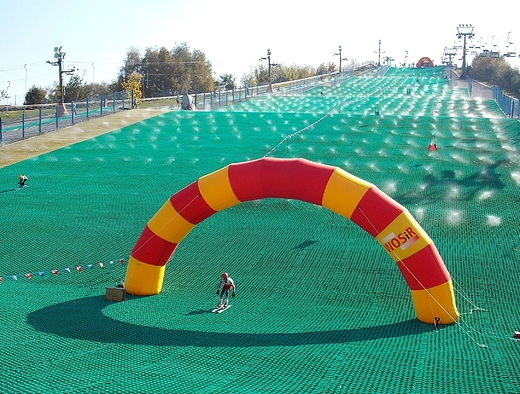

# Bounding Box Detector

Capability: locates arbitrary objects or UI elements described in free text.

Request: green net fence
[1,66,519,393]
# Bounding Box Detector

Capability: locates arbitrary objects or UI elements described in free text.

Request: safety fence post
[38,108,42,134]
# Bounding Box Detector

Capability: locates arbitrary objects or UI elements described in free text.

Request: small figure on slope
[18,174,28,188]
[216,272,235,309]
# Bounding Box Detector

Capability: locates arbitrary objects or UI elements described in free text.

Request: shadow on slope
[27,295,435,347]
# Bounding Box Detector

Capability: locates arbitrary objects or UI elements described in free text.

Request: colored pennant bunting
[0,258,125,283]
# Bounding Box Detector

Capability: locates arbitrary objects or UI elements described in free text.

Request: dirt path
[0,109,168,169]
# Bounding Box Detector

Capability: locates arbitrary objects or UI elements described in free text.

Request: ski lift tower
[47,46,76,116]
[374,40,386,67]
[334,45,348,72]
[443,46,457,66]
[456,24,474,79]
[259,49,279,92]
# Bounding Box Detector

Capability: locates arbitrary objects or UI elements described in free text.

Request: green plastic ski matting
[1,66,520,393]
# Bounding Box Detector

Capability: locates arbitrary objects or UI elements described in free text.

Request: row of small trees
[121,43,340,98]
[24,79,116,106]
[24,42,344,105]
[468,56,520,98]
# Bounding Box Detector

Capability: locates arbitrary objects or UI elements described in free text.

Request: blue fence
[0,91,132,146]
[493,85,519,118]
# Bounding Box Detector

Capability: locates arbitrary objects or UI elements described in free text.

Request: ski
[211,305,231,313]
[217,305,230,313]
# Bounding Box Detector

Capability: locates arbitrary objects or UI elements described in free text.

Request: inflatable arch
[125,157,459,325]
[416,57,435,68]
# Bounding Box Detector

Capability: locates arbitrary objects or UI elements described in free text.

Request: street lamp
[259,49,278,92]
[334,45,348,72]
[47,46,76,116]
[456,24,474,79]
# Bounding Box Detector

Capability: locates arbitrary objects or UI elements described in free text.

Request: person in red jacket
[216,272,235,308]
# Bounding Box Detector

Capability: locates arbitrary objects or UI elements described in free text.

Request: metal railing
[493,85,519,118]
[145,69,356,111]
[0,90,133,146]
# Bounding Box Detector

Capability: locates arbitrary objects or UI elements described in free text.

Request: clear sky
[1,0,519,103]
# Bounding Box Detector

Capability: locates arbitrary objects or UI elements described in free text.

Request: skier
[18,174,28,188]
[216,272,235,309]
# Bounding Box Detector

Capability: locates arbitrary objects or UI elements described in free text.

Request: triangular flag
[39,272,45,277]
[119,259,125,264]
[98,262,104,268]
[0,277,3,283]
[76,266,82,272]
[52,269,58,275]
[25,273,32,280]
[12,275,18,281]
[87,264,93,269]
[65,268,71,273]
[428,143,437,151]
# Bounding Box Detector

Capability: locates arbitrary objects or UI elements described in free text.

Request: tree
[217,74,236,90]
[114,47,142,92]
[63,75,85,102]
[82,82,111,98]
[240,74,256,89]
[170,43,214,94]
[470,56,520,98]
[121,71,143,103]
[46,82,59,103]
[242,62,332,87]
[121,43,215,96]
[315,62,337,75]
[24,86,47,105]
[121,47,142,79]
[255,64,270,85]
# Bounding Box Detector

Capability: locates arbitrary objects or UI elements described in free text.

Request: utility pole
[456,24,474,79]
[47,46,76,116]
[259,49,278,92]
[334,45,348,72]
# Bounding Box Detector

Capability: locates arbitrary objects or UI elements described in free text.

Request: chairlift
[506,32,516,57]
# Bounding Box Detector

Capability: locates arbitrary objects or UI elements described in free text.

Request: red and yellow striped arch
[125,157,459,325]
